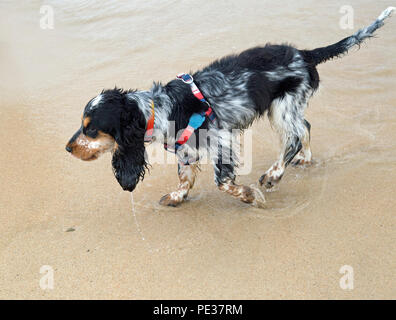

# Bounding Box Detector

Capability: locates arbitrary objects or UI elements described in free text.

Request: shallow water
[1,0,395,299]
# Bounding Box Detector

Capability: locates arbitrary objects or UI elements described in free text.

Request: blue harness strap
[164,73,217,164]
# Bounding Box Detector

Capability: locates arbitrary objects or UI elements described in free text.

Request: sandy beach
[0,0,395,299]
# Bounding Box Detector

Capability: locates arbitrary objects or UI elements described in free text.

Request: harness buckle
[177,73,194,84]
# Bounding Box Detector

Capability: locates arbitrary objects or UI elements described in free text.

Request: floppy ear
[112,144,147,192]
[112,100,148,192]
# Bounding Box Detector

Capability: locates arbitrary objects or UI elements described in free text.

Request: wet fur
[66,8,394,204]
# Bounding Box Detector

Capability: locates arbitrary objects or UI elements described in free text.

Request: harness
[144,100,155,143]
[145,73,216,163]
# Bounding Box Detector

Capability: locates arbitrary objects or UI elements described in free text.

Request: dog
[66,7,394,208]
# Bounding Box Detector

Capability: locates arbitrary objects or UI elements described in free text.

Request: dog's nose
[65,145,72,153]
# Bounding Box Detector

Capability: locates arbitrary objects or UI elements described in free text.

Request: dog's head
[66,88,148,192]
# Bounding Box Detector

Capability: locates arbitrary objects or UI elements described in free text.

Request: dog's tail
[303,7,395,66]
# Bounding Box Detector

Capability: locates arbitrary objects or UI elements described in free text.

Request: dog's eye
[86,127,97,137]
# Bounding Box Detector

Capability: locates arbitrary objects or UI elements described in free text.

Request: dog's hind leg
[291,119,312,166]
[159,162,199,207]
[259,93,308,189]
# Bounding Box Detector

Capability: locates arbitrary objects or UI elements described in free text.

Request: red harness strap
[145,73,217,164]
[144,100,155,143]
[176,73,206,103]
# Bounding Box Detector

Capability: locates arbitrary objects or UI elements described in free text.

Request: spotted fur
[66,8,394,208]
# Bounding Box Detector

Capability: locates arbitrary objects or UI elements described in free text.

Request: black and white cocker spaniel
[66,7,394,208]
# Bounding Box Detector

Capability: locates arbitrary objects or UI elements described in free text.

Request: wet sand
[0,0,395,299]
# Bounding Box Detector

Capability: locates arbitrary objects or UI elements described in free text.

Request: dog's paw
[238,185,256,204]
[250,184,266,208]
[291,158,312,167]
[291,151,312,167]
[159,193,183,207]
[259,173,282,189]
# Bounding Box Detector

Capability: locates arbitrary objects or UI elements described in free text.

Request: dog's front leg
[214,154,265,208]
[159,162,199,207]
